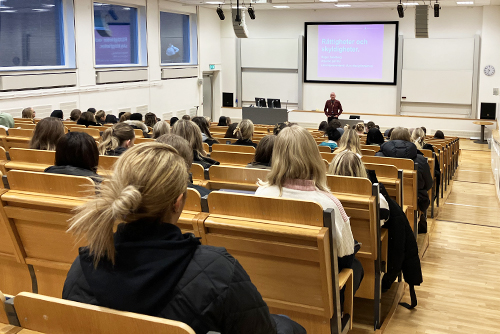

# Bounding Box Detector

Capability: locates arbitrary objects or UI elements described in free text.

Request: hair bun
[111,185,141,217]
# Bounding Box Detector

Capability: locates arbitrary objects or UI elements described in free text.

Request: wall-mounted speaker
[223,92,234,107]
[480,103,496,120]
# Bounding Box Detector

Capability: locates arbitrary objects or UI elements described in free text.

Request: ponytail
[98,123,135,155]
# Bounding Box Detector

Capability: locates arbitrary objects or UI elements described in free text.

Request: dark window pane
[0,0,64,68]
[160,12,191,64]
[94,3,138,65]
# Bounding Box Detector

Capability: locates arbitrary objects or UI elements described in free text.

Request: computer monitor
[267,99,281,109]
[255,97,267,107]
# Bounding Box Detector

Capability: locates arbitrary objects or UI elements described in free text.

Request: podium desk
[242,107,288,125]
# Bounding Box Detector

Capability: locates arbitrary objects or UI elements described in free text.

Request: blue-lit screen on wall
[0,0,64,68]
[94,3,138,65]
[160,12,191,64]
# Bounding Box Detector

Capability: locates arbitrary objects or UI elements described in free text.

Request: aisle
[384,141,500,334]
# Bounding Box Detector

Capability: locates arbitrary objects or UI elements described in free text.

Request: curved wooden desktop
[472,121,494,144]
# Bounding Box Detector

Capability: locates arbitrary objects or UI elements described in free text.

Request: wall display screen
[305,22,398,85]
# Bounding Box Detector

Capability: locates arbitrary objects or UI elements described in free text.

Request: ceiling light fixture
[319,0,338,2]
[335,4,351,7]
[206,1,224,3]
[403,2,419,5]
[216,5,225,20]
[273,5,290,8]
[456,1,473,4]
[434,1,440,17]
[397,0,404,17]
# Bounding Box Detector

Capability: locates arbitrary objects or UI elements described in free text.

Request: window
[93,3,141,66]
[0,0,74,69]
[160,12,197,65]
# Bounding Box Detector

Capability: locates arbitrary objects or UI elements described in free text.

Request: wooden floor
[381,140,500,334]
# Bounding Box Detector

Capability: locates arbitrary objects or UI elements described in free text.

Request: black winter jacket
[44,165,102,183]
[232,139,258,148]
[62,221,305,334]
[193,150,220,169]
[375,140,433,200]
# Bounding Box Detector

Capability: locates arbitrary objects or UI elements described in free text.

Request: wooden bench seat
[206,165,268,191]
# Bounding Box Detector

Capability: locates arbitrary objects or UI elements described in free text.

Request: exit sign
[209,64,215,70]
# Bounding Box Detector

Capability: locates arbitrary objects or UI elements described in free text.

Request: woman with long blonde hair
[29,117,65,151]
[232,119,257,147]
[172,119,219,168]
[336,128,362,155]
[411,127,426,150]
[63,142,305,334]
[98,123,135,156]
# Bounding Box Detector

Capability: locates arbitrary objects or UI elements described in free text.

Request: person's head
[264,126,328,193]
[70,109,81,122]
[337,128,362,155]
[29,117,65,150]
[130,113,143,122]
[421,126,427,135]
[0,113,15,128]
[330,92,336,100]
[318,121,328,132]
[22,107,35,119]
[224,123,238,138]
[144,113,157,128]
[218,116,228,126]
[330,119,342,129]
[252,135,276,166]
[434,130,445,139]
[50,110,63,119]
[386,128,394,139]
[192,116,213,139]
[68,143,189,266]
[226,116,232,124]
[204,116,212,124]
[105,114,118,124]
[366,121,376,131]
[328,150,368,178]
[172,119,206,156]
[390,127,411,142]
[119,112,131,122]
[274,122,290,135]
[156,134,193,169]
[98,123,135,155]
[355,122,365,134]
[95,110,106,122]
[170,117,179,127]
[118,112,125,119]
[411,128,426,150]
[80,111,97,123]
[153,121,171,139]
[87,108,96,114]
[234,119,254,141]
[55,132,99,172]
[325,123,342,142]
[182,115,191,121]
[366,128,385,145]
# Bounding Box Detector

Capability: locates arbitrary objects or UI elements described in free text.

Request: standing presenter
[324,92,343,123]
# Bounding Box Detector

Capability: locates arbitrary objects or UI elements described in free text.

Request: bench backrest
[207,165,268,191]
[212,143,256,154]
[14,292,195,334]
[210,151,254,166]
[364,163,403,206]
[68,127,101,140]
[9,129,34,138]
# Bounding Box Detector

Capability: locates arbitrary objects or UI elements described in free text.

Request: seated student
[153,121,170,139]
[412,127,441,198]
[0,113,15,130]
[366,128,385,146]
[329,150,422,304]
[337,128,362,156]
[365,121,376,133]
[330,119,344,135]
[170,117,179,127]
[62,143,305,334]
[95,110,106,124]
[77,111,99,127]
[22,107,35,120]
[376,127,433,233]
[384,128,394,140]
[173,120,219,169]
[217,116,230,126]
[355,122,365,135]
[69,109,81,122]
[45,132,101,183]
[87,108,96,114]
[255,125,364,298]
[319,123,342,151]
[130,113,143,122]
[156,134,211,197]
[119,112,131,123]
[124,118,148,135]
[50,110,64,119]
[247,134,275,169]
[182,115,191,121]
[318,121,328,133]
[434,130,445,139]
[29,117,65,150]
[144,112,158,128]
[192,116,219,146]
[232,119,257,147]
[98,123,135,156]
[273,122,290,135]
[104,114,118,124]
[224,123,238,138]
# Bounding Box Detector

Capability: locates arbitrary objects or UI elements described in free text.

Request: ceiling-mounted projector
[232,8,249,38]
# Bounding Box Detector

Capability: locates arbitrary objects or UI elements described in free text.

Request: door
[203,73,213,119]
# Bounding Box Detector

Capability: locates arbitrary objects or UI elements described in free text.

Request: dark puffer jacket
[45,165,102,184]
[62,221,305,334]
[375,140,433,204]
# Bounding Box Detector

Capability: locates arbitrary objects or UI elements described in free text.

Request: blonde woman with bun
[62,142,305,334]
[232,119,257,147]
[256,125,363,297]
[336,128,362,156]
[355,122,365,135]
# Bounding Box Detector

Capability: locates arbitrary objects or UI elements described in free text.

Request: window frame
[159,10,198,67]
[92,1,148,69]
[0,0,76,72]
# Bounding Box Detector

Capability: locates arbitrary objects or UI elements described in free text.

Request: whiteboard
[401,70,473,104]
[242,71,298,103]
[241,39,298,69]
